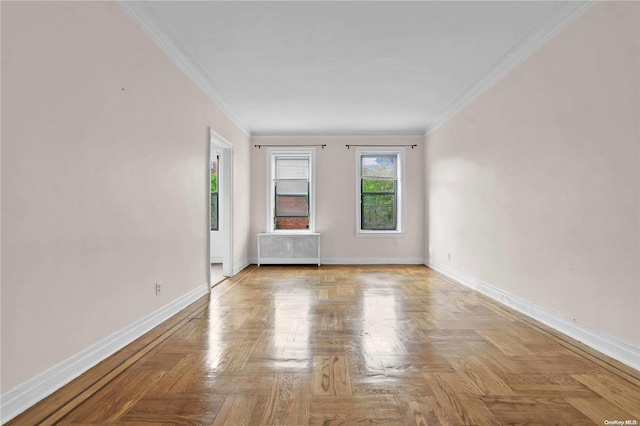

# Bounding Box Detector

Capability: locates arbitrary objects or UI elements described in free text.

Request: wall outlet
[448,252,451,261]
[155,282,161,296]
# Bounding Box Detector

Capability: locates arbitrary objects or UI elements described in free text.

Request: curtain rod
[345,144,417,149]
[253,144,417,149]
[254,144,326,149]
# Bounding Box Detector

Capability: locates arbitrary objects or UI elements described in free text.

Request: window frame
[355,147,405,237]
[267,148,316,233]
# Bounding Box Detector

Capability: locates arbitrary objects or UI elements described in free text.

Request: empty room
[1,0,639,424]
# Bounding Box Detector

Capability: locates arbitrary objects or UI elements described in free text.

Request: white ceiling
[120,1,592,136]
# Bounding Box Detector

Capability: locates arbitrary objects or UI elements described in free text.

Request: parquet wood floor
[9,265,640,425]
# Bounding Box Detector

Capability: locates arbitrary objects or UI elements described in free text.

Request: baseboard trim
[248,257,426,266]
[0,283,210,424]
[233,258,251,276]
[425,260,640,371]
[322,257,427,265]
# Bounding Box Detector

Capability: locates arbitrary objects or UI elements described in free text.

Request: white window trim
[266,147,316,233]
[355,147,405,237]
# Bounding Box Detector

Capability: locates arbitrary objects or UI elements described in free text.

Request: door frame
[208,128,234,286]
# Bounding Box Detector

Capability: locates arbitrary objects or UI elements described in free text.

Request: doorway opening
[208,128,234,289]
[210,152,223,286]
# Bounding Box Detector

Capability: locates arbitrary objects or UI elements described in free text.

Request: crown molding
[117,0,250,138]
[425,1,595,137]
[251,132,426,140]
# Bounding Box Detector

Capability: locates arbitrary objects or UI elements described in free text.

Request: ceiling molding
[425,1,594,137]
[250,132,426,140]
[117,0,250,138]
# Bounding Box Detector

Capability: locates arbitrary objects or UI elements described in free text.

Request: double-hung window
[269,149,316,232]
[356,147,404,235]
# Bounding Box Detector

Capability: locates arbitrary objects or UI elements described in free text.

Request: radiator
[257,232,321,266]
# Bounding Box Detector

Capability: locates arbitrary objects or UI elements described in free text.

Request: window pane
[211,193,218,231]
[276,195,309,217]
[276,157,309,179]
[270,151,313,232]
[362,155,396,178]
[210,156,218,192]
[362,194,396,230]
[276,180,308,195]
[362,178,395,193]
[275,217,309,230]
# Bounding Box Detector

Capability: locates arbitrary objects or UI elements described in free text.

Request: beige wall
[425,2,639,346]
[233,133,252,269]
[1,1,250,391]
[250,137,425,262]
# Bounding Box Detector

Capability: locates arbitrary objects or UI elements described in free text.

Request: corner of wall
[426,260,640,371]
[0,283,209,424]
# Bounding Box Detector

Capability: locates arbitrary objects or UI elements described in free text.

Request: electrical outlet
[156,282,161,296]
[448,252,451,261]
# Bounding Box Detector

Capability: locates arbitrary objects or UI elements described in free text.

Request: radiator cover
[257,232,321,266]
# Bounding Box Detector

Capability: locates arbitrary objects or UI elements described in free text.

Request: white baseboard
[248,257,426,265]
[426,260,640,371]
[233,258,251,275]
[0,283,210,424]
[322,257,426,265]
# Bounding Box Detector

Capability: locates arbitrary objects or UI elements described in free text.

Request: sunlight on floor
[210,263,224,285]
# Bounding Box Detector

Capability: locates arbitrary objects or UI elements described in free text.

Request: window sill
[260,231,320,235]
[356,231,405,238]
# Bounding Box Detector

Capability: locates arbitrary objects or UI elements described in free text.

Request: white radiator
[257,232,321,266]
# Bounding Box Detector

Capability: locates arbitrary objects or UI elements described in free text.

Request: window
[269,149,315,232]
[357,148,404,235]
[210,154,219,231]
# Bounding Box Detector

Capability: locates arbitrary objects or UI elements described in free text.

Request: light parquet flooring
[10,265,640,425]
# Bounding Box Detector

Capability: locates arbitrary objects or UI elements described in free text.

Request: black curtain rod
[253,144,417,149]
[254,144,326,149]
[345,144,417,149]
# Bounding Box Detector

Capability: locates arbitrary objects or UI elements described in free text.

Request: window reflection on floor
[206,291,224,370]
[363,289,403,356]
[273,286,311,363]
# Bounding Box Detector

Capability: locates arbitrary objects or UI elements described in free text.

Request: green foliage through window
[211,174,217,192]
[362,190,396,230]
[211,156,219,231]
[362,178,394,192]
[360,154,398,231]
[211,194,218,231]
